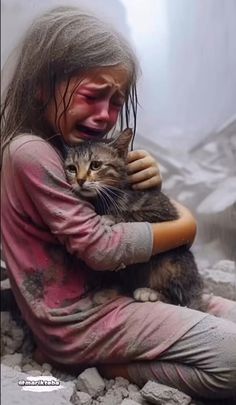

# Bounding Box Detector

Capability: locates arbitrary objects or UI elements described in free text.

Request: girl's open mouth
[76,124,105,138]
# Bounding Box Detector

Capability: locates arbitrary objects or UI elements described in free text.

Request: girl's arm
[127,150,197,253]
[152,200,197,255]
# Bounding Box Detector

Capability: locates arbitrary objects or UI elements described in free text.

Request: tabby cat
[64,129,204,309]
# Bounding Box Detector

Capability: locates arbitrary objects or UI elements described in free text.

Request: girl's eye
[90,161,102,171]
[67,165,77,174]
[111,98,125,108]
[82,94,98,101]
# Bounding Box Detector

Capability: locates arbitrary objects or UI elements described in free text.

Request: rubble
[141,381,192,404]
[76,367,106,397]
[121,399,141,405]
[71,391,92,405]
[200,260,236,300]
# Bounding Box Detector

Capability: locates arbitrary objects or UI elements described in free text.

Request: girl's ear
[113,128,133,158]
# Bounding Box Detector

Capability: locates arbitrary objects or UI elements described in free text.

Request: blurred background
[1,0,236,268]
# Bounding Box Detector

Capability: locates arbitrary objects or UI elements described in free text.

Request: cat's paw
[133,288,161,302]
[101,215,116,226]
[93,289,119,305]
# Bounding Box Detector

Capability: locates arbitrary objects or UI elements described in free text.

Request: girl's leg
[119,315,236,399]
[34,295,236,399]
[97,297,236,399]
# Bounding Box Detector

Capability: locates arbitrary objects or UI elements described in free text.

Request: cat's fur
[64,129,204,309]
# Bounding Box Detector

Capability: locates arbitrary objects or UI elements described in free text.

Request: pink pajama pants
[122,295,236,399]
[37,293,236,400]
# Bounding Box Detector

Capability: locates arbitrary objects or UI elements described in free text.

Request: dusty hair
[1,6,140,151]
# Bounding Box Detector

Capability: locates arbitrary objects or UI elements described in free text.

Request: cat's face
[65,129,133,199]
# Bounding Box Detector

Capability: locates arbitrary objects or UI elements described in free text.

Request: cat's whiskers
[95,188,111,214]
[97,184,126,216]
[100,184,128,211]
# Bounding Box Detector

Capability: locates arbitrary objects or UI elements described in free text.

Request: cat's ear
[113,128,133,158]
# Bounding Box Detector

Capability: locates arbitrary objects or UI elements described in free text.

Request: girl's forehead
[72,66,130,92]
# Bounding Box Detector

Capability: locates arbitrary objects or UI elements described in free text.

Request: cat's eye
[66,164,77,174]
[90,161,102,171]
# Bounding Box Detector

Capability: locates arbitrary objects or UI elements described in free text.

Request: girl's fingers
[127,150,148,163]
[127,155,157,175]
[128,167,162,189]
[127,150,162,190]
[128,166,159,184]
[131,175,161,190]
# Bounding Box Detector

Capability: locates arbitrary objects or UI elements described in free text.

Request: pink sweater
[1,134,152,347]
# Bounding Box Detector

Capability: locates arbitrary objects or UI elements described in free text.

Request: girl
[1,6,236,400]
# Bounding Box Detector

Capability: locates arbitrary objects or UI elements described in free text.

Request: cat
[64,129,204,310]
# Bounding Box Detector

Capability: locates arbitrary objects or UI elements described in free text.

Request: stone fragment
[2,353,23,367]
[42,371,52,376]
[200,260,236,300]
[13,366,21,372]
[27,369,42,376]
[104,378,115,390]
[72,391,92,405]
[76,368,105,398]
[129,391,149,404]
[42,362,52,372]
[1,312,24,355]
[22,364,34,372]
[95,382,130,405]
[120,399,141,405]
[128,383,139,392]
[213,260,235,272]
[115,376,130,387]
[141,381,192,405]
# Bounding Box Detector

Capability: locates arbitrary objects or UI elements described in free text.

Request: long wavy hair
[1,6,140,152]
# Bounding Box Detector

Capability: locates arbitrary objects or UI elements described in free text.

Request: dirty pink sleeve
[10,135,153,271]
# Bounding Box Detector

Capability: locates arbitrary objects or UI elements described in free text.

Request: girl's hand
[127,150,162,190]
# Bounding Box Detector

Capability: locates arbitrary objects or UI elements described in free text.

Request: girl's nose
[93,102,110,122]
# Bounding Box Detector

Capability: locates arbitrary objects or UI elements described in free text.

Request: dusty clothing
[1,134,236,399]
[123,295,236,398]
[1,134,152,311]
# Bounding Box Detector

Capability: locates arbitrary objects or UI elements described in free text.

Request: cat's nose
[78,178,86,187]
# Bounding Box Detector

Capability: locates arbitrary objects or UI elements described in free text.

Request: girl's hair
[1,6,139,151]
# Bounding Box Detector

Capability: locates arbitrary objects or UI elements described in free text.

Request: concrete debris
[141,381,192,404]
[71,390,92,405]
[1,312,24,355]
[76,367,105,398]
[120,399,141,405]
[129,391,150,404]
[200,260,236,300]
[2,353,23,367]
[42,362,53,372]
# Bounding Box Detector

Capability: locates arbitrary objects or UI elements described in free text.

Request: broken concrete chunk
[129,391,149,404]
[200,260,236,300]
[41,362,52,372]
[120,399,141,405]
[72,391,92,405]
[115,376,130,387]
[213,260,235,272]
[76,367,105,398]
[141,381,192,405]
[1,353,23,367]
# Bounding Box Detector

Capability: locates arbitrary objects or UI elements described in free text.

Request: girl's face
[45,66,129,145]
